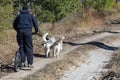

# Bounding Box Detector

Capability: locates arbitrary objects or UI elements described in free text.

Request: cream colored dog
[42,33,56,57]
[53,37,65,58]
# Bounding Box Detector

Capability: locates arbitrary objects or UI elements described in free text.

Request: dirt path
[61,49,112,80]
[0,31,119,80]
[61,33,120,80]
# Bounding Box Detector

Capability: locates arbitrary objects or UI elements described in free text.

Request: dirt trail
[61,33,120,80]
[0,31,119,80]
[62,49,112,80]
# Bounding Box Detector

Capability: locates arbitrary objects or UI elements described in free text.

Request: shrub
[0,1,15,31]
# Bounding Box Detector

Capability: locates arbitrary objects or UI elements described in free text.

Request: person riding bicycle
[13,5,38,68]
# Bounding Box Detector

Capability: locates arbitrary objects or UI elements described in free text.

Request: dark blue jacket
[13,8,38,33]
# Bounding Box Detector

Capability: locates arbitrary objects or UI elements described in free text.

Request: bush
[30,0,82,22]
[84,0,117,11]
[0,1,15,31]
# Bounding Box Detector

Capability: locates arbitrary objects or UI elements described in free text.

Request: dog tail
[42,33,49,42]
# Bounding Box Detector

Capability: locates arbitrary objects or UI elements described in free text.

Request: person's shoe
[28,64,34,68]
[21,62,26,67]
[21,62,27,69]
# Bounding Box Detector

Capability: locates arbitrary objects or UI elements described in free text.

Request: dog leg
[44,47,47,58]
[54,47,56,58]
[60,42,63,52]
[47,47,50,58]
[58,49,61,58]
[56,48,60,58]
[56,52,59,58]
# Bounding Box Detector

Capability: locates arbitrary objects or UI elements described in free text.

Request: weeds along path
[0,32,118,80]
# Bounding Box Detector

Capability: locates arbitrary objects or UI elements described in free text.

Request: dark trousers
[17,29,33,65]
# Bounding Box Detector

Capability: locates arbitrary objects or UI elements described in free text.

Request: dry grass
[99,49,120,80]
[111,48,120,73]
[0,44,18,65]
[0,30,18,65]
[104,3,120,24]
[117,2,120,10]
[0,30,16,44]
[38,10,104,37]
[33,35,44,54]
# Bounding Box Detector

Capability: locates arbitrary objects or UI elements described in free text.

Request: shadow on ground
[0,54,46,72]
[0,65,14,73]
[92,30,120,34]
[34,54,46,58]
[104,31,120,34]
[64,41,118,51]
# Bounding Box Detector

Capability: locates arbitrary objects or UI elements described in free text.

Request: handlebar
[32,32,42,37]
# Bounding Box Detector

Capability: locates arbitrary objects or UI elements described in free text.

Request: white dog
[42,33,56,57]
[53,36,65,58]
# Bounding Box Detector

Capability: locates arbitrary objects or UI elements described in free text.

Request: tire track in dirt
[0,32,117,80]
